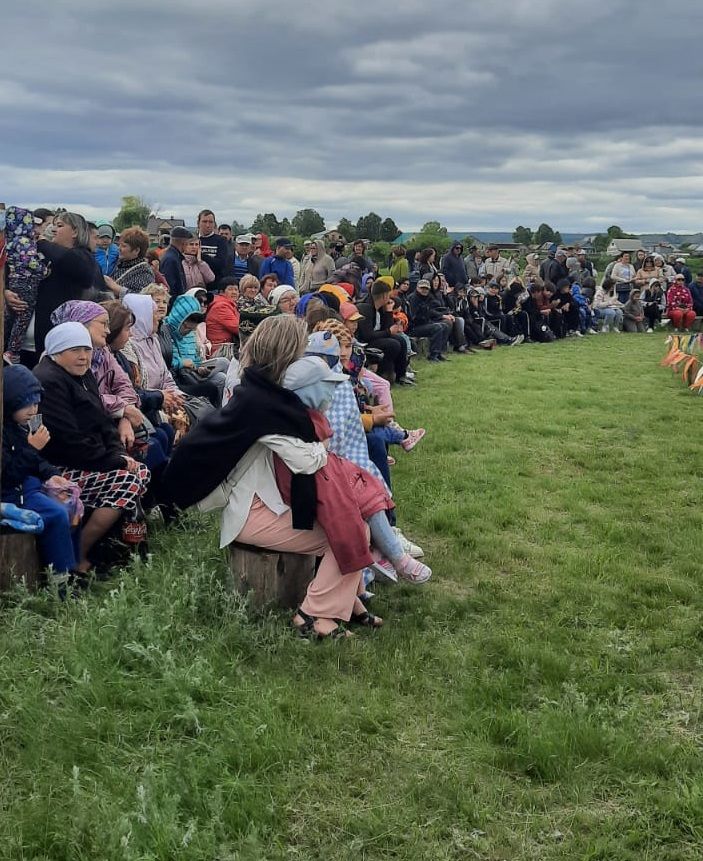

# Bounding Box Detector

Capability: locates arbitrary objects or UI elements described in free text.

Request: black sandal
[348,611,384,629]
[293,608,351,640]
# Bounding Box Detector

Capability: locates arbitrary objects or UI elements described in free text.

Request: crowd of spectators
[2,206,699,636]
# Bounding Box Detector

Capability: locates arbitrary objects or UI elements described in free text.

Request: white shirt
[197,435,327,548]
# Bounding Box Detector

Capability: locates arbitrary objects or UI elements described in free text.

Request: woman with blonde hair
[162,316,365,638]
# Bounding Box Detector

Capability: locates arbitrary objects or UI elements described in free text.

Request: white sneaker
[613,328,621,333]
[589,328,599,335]
[574,331,584,337]
[602,324,609,333]
[646,328,653,333]
[391,527,424,558]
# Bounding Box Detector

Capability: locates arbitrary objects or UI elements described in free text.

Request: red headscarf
[257,233,273,257]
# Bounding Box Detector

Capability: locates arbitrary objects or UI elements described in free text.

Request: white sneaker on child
[391,527,424,558]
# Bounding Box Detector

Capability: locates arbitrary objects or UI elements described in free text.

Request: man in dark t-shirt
[197,209,230,282]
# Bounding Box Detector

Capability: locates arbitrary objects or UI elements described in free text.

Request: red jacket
[274,410,393,574]
[206,294,239,346]
[667,283,693,314]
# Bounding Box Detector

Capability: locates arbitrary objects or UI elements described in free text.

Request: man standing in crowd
[197,209,229,282]
[441,241,468,289]
[160,226,192,298]
[259,238,295,286]
[481,245,510,280]
[577,248,595,280]
[349,239,373,274]
[218,223,235,276]
[94,224,119,276]
[674,257,692,285]
[233,234,260,281]
[331,241,348,269]
[541,248,569,285]
[464,246,483,281]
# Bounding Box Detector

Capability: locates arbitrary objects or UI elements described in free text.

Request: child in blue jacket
[2,366,81,578]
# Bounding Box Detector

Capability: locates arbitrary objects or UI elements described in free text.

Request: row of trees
[512,224,563,246]
[112,197,402,243]
[512,223,638,252]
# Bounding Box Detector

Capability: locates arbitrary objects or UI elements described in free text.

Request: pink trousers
[235,497,362,621]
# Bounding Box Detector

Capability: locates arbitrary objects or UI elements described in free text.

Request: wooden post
[0,532,40,591]
[228,542,315,611]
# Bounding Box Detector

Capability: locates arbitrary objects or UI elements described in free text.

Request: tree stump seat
[0,529,41,591]
[228,542,315,611]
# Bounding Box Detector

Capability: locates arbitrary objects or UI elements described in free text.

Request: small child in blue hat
[2,365,82,580]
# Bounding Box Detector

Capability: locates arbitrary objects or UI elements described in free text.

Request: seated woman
[103,300,174,478]
[2,365,81,584]
[121,293,185,423]
[162,316,367,639]
[206,278,240,359]
[306,323,426,569]
[592,278,624,332]
[622,288,647,333]
[50,300,144,450]
[667,275,697,331]
[641,278,666,332]
[33,322,150,573]
[280,355,431,590]
[164,294,230,406]
[500,279,531,339]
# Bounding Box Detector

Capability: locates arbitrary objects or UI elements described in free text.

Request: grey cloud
[2,0,703,229]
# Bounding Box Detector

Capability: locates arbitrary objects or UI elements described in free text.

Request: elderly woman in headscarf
[50,300,144,449]
[121,294,185,424]
[33,322,150,573]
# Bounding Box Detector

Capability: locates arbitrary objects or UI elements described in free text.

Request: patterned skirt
[60,464,150,511]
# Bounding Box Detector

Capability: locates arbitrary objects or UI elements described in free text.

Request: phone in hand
[28,414,43,433]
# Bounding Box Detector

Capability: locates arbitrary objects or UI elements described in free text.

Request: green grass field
[2,334,703,860]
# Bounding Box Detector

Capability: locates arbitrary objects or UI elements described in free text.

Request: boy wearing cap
[160,226,193,298]
[259,238,295,287]
[94,223,119,276]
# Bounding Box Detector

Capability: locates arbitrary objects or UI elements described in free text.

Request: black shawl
[161,366,317,528]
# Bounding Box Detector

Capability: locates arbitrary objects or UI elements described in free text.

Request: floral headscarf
[50,300,108,374]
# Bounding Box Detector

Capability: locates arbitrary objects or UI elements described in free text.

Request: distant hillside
[405,230,703,247]
[638,233,703,246]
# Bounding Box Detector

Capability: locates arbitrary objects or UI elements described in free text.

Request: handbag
[182,394,216,426]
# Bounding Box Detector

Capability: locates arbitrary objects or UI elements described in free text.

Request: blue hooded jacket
[95,244,119,276]
[165,295,204,369]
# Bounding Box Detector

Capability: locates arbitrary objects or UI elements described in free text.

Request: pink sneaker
[400,428,426,452]
[396,554,432,584]
[370,557,398,584]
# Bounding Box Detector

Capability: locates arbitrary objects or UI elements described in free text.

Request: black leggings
[371,336,408,381]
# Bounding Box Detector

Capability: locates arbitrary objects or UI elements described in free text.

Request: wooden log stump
[414,337,430,358]
[0,530,41,591]
[228,542,315,611]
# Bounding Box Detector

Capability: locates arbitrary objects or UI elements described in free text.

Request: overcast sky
[2,0,703,233]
